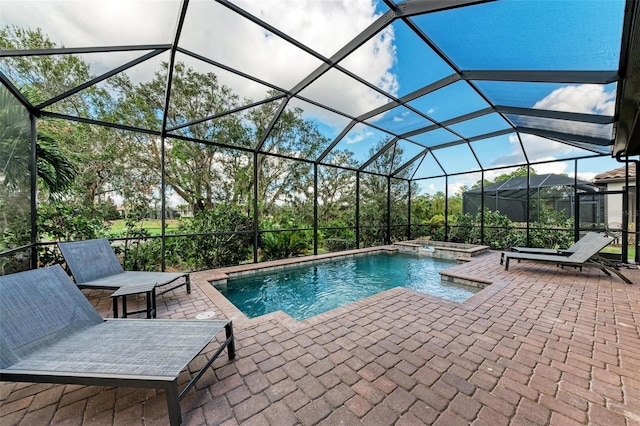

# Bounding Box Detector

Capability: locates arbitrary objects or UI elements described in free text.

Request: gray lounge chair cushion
[5,319,226,378]
[0,265,226,376]
[58,238,125,283]
[58,239,189,291]
[1,266,103,368]
[510,231,602,256]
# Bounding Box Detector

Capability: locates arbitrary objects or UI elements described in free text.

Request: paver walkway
[1,250,639,425]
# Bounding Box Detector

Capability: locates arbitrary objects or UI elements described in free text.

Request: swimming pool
[218,252,481,320]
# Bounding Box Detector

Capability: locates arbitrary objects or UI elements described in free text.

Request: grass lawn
[601,245,637,261]
[107,219,181,236]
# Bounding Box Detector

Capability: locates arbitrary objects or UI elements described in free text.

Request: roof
[593,163,637,183]
[465,173,599,194]
[1,0,639,178]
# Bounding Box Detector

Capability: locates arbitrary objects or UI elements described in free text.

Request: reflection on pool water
[219,253,481,320]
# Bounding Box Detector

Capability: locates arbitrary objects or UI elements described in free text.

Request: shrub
[261,230,309,261]
[445,207,574,250]
[36,201,110,266]
[321,220,356,252]
[448,213,474,243]
[175,205,254,269]
[476,209,513,249]
[324,237,356,252]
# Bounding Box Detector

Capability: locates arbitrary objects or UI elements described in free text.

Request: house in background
[593,163,637,230]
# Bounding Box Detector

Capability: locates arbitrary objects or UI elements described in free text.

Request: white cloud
[518,133,590,162]
[531,162,568,175]
[393,112,410,123]
[1,1,179,46]
[575,171,597,182]
[1,0,394,130]
[489,84,616,167]
[448,181,467,195]
[533,84,615,115]
[482,167,522,182]
[345,128,373,144]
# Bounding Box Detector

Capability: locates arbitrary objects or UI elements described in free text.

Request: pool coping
[191,245,498,331]
[395,240,491,258]
[206,245,398,283]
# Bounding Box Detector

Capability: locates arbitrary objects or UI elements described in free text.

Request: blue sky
[311,0,628,193]
[1,0,633,196]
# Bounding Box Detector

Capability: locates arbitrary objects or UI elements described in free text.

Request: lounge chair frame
[501,234,632,284]
[0,265,235,425]
[500,231,602,265]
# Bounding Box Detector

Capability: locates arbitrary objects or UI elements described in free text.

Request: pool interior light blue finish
[220,253,480,320]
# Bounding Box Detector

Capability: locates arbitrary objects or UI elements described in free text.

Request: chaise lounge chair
[500,231,602,265]
[58,238,191,296]
[501,233,633,284]
[0,265,235,426]
[509,231,602,255]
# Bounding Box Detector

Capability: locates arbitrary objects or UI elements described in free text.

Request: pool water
[219,253,480,320]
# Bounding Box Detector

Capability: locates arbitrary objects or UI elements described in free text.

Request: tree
[114,63,351,220]
[249,99,331,223]
[0,86,77,196]
[317,158,357,225]
[357,139,413,245]
[411,191,447,224]
[1,26,125,207]
[472,165,535,189]
[111,62,257,214]
[0,86,30,192]
[0,26,103,115]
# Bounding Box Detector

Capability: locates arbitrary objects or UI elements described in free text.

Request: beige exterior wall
[603,181,636,228]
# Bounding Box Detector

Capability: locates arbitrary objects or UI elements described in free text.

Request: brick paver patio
[1,250,639,425]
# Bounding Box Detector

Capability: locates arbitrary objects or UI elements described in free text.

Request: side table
[111,282,157,319]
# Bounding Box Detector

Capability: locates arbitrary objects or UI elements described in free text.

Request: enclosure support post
[635,160,639,264]
[570,160,576,219]
[29,114,37,269]
[313,163,318,255]
[253,152,259,263]
[387,177,392,245]
[159,0,189,272]
[538,186,541,226]
[574,160,579,243]
[407,182,412,240]
[622,161,629,262]
[160,135,166,271]
[526,166,531,246]
[356,172,360,249]
[480,171,485,245]
[445,176,449,241]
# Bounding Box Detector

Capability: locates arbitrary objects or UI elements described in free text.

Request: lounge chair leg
[500,253,504,265]
[610,268,633,284]
[592,257,634,284]
[146,292,151,319]
[186,275,191,294]
[505,258,510,271]
[165,380,182,426]
[226,322,236,360]
[152,287,157,318]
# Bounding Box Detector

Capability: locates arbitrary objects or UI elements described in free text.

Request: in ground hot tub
[395,240,489,260]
